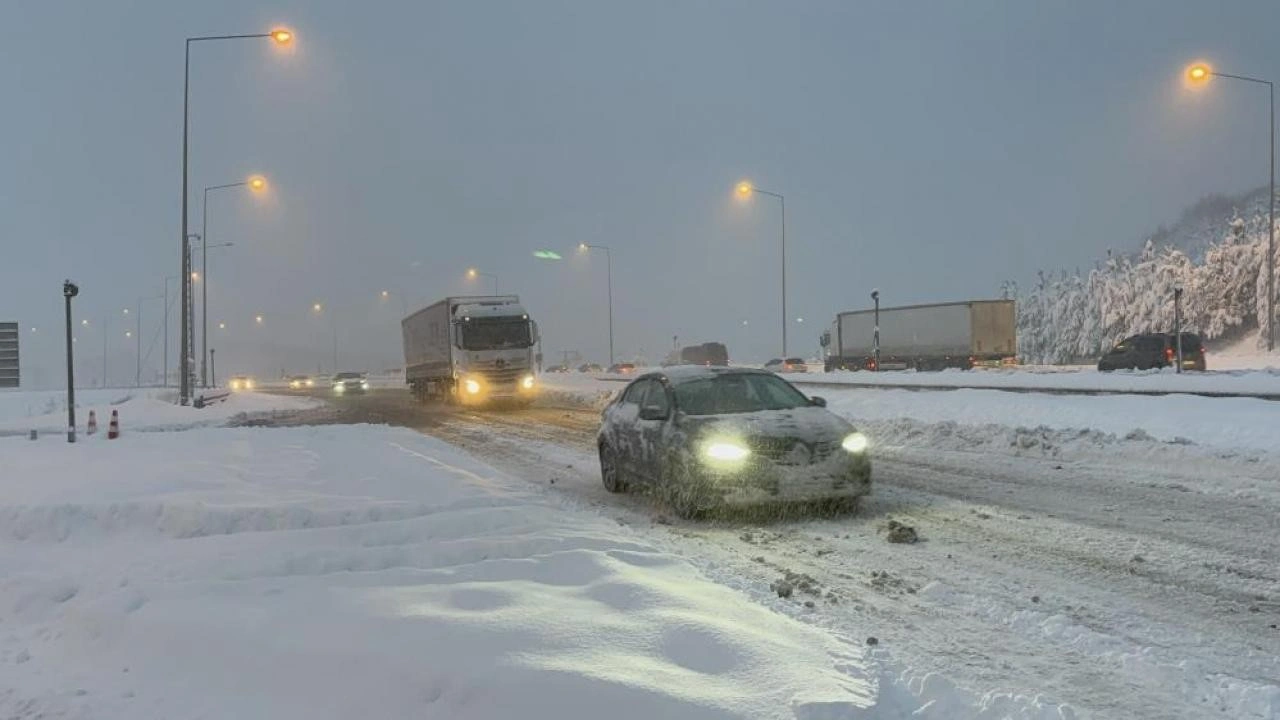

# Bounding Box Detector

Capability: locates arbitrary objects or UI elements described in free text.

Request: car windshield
[335,372,363,380]
[673,373,811,416]
[460,319,531,350]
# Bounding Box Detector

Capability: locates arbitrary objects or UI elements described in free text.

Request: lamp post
[577,243,615,366]
[201,175,266,387]
[871,289,881,372]
[1185,62,1274,351]
[135,294,165,386]
[735,181,788,357]
[466,268,498,294]
[179,28,293,406]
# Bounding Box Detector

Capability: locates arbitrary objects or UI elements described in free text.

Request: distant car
[1097,333,1205,372]
[764,358,809,373]
[287,375,315,389]
[578,363,604,373]
[228,375,255,391]
[606,362,636,374]
[331,371,370,394]
[596,367,871,517]
[545,364,571,373]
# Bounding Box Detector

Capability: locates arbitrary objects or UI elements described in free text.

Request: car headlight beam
[520,374,535,390]
[464,378,482,395]
[703,440,751,463]
[842,432,869,454]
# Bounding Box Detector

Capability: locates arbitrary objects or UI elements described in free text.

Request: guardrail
[193,390,232,408]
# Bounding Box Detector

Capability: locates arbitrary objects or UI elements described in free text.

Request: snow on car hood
[680,406,854,442]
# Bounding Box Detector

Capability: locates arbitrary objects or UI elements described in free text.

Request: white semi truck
[402,295,540,404]
[821,299,1016,371]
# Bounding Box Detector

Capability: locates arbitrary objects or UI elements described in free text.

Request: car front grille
[748,437,838,465]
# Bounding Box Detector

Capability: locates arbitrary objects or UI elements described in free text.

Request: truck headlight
[464,378,482,395]
[842,432,869,454]
[520,374,535,390]
[703,440,750,463]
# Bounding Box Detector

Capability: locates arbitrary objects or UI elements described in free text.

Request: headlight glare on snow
[703,440,751,463]
[842,432,869,454]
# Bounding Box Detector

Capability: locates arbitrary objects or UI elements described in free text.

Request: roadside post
[871,289,881,372]
[1174,285,1184,374]
[63,280,79,443]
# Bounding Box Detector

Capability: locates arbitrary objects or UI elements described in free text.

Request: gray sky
[4,0,1280,385]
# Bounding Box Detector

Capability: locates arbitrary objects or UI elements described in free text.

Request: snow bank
[0,388,318,435]
[800,366,1280,396]
[1,425,874,719]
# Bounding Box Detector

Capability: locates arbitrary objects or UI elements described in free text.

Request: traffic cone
[86,410,98,435]
[107,410,120,440]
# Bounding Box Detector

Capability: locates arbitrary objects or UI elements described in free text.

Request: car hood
[678,406,854,443]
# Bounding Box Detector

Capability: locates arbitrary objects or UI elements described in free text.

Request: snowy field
[0,387,319,436]
[798,366,1280,397]
[2,424,878,719]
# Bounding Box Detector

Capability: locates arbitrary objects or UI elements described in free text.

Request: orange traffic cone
[86,410,98,435]
[107,410,120,440]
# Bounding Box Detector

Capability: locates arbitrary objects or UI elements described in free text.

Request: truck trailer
[402,295,540,404]
[821,299,1016,371]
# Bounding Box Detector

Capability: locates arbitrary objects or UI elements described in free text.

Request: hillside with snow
[1017,186,1278,363]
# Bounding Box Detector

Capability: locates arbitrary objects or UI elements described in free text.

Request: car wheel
[599,443,628,493]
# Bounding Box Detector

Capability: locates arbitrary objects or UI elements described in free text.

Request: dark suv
[1097,333,1205,372]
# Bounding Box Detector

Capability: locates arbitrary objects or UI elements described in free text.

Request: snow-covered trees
[1015,206,1275,363]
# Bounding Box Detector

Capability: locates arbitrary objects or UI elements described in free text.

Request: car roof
[640,365,772,383]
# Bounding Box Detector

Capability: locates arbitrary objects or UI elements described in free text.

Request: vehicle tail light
[1165,348,1174,361]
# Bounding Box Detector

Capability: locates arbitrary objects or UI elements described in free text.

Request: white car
[764,357,809,373]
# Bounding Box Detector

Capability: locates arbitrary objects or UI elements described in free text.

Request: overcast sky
[4,0,1280,385]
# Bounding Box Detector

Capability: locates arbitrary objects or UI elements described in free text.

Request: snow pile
[0,388,318,435]
[803,366,1280,396]
[538,373,621,410]
[1,425,874,719]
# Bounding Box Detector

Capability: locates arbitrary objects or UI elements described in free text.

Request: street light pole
[736,183,787,357]
[179,29,293,406]
[871,289,881,372]
[579,244,615,366]
[1187,65,1275,351]
[163,276,178,387]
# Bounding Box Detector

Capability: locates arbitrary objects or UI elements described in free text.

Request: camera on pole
[63,280,80,443]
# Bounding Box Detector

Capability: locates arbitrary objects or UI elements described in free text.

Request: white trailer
[402,295,540,404]
[822,299,1016,371]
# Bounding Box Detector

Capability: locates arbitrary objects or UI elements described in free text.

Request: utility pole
[63,281,79,443]
[210,348,217,388]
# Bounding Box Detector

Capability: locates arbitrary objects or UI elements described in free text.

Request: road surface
[256,387,1280,719]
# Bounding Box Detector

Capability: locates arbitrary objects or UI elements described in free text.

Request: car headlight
[842,432,869,454]
[361,381,370,389]
[703,440,751,463]
[520,374,535,390]
[306,379,314,387]
[333,383,345,392]
[464,378,482,394]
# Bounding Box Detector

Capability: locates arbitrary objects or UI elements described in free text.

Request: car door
[633,380,673,483]
[606,379,647,473]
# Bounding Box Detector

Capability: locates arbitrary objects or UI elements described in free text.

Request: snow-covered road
[5,384,1279,719]
[325,388,1280,719]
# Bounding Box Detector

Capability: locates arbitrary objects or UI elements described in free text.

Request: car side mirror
[809,396,827,408]
[639,406,669,421]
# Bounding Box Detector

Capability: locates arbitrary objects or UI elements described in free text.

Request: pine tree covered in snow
[1014,194,1278,363]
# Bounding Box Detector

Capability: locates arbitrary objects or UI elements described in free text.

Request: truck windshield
[460,319,532,350]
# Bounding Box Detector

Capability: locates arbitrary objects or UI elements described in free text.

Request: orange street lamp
[1183,60,1275,350]
[199,175,266,387]
[467,268,498,293]
[733,179,789,356]
[271,28,294,45]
